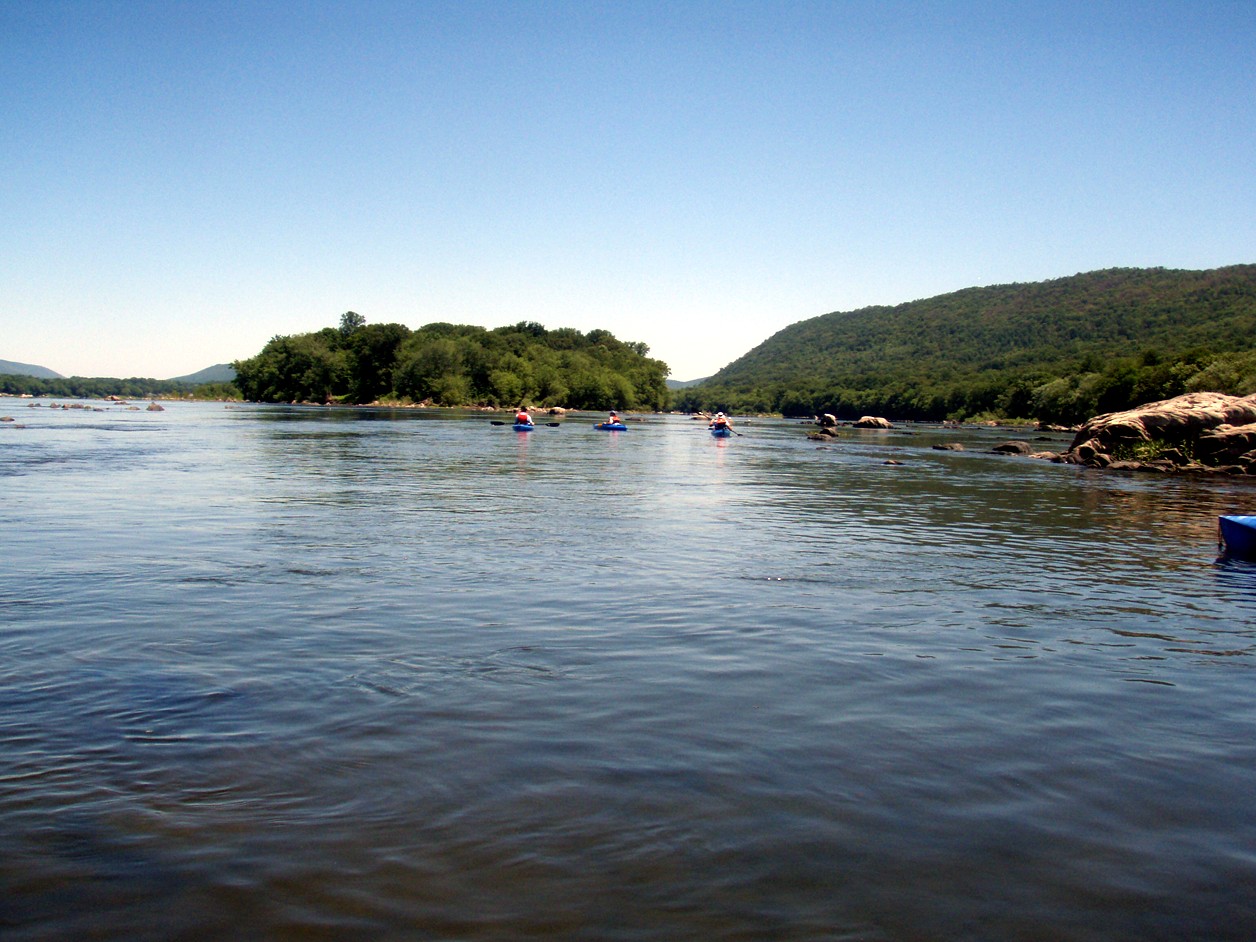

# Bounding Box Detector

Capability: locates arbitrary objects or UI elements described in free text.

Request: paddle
[490,419,561,427]
[709,424,742,437]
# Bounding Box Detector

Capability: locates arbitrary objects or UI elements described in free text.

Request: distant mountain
[0,358,62,379]
[675,265,1256,423]
[170,363,237,384]
[666,377,709,389]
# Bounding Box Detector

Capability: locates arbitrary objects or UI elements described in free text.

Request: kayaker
[608,411,622,426]
[709,411,732,430]
[515,407,533,426]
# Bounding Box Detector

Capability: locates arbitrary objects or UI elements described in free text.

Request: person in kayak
[515,407,533,426]
[709,411,732,431]
[607,411,622,426]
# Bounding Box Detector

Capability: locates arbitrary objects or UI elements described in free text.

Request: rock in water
[1066,392,1256,474]
[992,440,1032,455]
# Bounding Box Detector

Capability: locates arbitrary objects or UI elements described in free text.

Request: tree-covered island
[232,313,671,411]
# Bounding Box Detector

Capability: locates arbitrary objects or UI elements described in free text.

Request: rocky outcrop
[1069,392,1256,449]
[853,416,893,429]
[1060,392,1256,475]
[1196,423,1256,469]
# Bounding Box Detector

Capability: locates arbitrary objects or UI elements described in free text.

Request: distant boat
[1218,515,1256,558]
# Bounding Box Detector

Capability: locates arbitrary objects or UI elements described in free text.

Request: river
[2,401,1254,940]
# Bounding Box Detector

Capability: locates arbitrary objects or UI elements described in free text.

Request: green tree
[233,333,347,402]
[339,310,366,337]
[346,322,411,402]
[394,337,464,402]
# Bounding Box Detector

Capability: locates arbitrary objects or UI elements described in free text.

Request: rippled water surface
[3,401,1255,940]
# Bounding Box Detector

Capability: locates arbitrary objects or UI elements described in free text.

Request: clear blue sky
[3,0,1253,381]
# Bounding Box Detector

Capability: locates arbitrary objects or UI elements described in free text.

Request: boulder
[932,442,964,451]
[992,440,1032,455]
[1195,422,1256,465]
[146,402,165,411]
[853,416,892,429]
[817,413,838,427]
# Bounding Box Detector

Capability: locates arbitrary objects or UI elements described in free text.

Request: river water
[2,401,1254,941]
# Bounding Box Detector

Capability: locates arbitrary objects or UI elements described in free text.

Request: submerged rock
[992,440,1032,455]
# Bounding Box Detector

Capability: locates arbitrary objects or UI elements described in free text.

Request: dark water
[2,401,1255,941]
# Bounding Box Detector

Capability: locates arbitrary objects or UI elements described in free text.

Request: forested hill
[0,358,61,379]
[676,265,1256,423]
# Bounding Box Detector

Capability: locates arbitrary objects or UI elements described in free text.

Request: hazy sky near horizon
[3,1,1253,381]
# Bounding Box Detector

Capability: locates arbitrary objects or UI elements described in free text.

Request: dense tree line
[232,313,670,411]
[0,374,238,400]
[677,266,1256,423]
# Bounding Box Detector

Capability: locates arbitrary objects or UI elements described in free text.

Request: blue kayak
[513,423,535,431]
[1219,515,1256,558]
[709,425,732,437]
[594,423,628,431]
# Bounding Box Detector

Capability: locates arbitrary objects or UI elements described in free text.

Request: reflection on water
[1,402,1255,940]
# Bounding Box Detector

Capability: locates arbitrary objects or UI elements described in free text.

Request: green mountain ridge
[170,363,236,383]
[676,265,1256,423]
[0,362,241,399]
[0,358,62,379]
[665,376,709,389]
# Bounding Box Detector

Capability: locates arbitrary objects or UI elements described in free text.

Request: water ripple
[2,407,1255,940]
